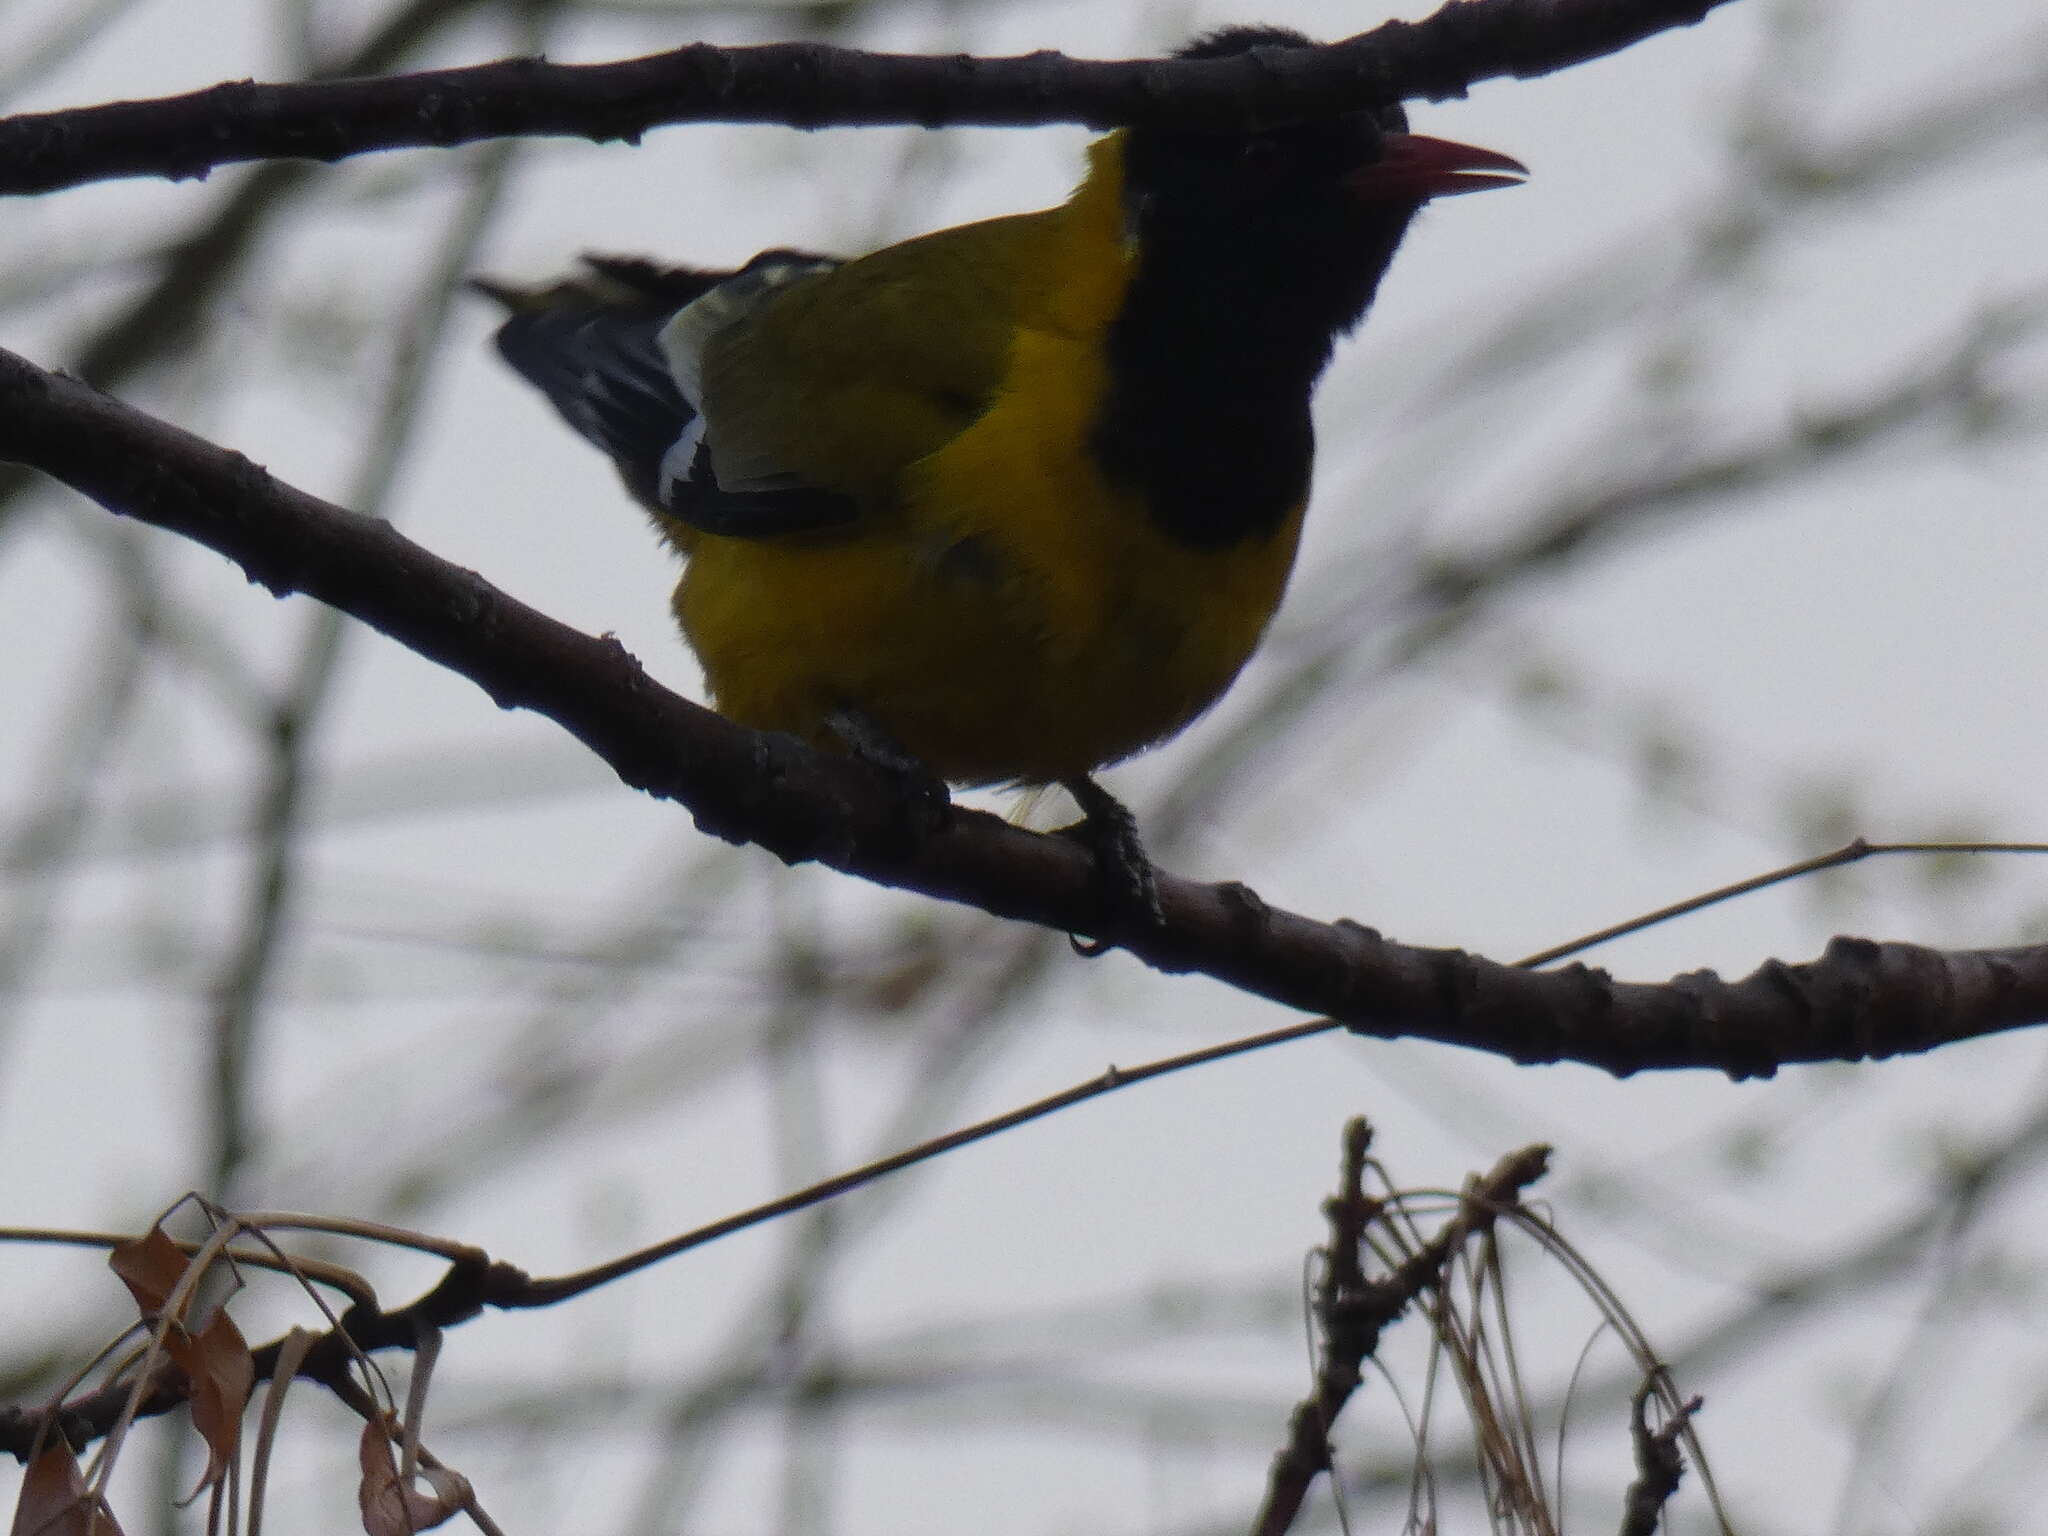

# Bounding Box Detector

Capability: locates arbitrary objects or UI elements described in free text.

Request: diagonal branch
[0,0,1746,196]
[0,343,2044,1077]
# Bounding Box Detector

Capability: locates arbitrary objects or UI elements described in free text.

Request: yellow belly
[674,325,1305,785]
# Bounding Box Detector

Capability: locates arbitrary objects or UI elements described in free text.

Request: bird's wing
[478,253,862,543]
[482,208,1064,544]
[687,210,1055,527]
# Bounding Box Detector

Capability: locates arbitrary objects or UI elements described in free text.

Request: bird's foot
[1057,776,1162,955]
[827,706,952,849]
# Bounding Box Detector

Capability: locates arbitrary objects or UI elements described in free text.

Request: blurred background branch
[1,0,2046,1532]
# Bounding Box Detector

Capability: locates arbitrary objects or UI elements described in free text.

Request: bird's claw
[1059,777,1163,955]
[828,706,953,851]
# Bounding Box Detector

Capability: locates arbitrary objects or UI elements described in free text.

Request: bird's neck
[1080,138,1415,550]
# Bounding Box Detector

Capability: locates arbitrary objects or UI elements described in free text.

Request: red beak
[1346,133,1528,202]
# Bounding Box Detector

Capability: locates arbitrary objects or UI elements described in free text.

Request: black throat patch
[1088,114,1422,551]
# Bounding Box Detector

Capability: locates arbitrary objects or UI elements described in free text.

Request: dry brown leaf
[106,1226,187,1319]
[171,1311,254,1492]
[357,1416,468,1536]
[106,1224,253,1492]
[9,1443,126,1536]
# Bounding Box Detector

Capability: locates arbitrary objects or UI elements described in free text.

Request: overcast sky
[3,1,2047,1532]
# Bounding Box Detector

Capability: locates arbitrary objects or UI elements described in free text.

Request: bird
[475,25,1524,928]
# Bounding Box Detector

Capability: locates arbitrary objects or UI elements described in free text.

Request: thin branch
[1616,1384,1700,1536]
[2,984,2032,1470]
[513,1018,1341,1307]
[0,1139,1549,1469]
[0,1228,379,1311]
[1250,1140,1553,1536]
[0,0,1746,196]
[0,342,2045,1076]
[1517,839,2048,969]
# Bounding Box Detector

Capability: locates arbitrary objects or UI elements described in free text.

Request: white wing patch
[656,252,837,504]
[656,416,706,505]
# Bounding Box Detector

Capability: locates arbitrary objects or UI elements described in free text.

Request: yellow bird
[477,26,1523,917]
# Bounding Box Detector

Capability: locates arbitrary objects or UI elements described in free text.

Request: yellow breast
[674,135,1307,785]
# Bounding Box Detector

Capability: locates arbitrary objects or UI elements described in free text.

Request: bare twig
[1250,1139,1552,1536]
[1518,839,2048,968]
[0,0,1745,195]
[1616,1384,1701,1536]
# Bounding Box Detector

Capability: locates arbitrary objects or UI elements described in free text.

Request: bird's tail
[470,256,720,516]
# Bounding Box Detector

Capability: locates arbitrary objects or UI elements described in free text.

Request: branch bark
[0,0,1745,196]
[0,344,2041,1078]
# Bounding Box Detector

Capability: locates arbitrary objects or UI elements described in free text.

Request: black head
[1119,27,1522,338]
[1089,28,1524,548]
[1122,29,1392,263]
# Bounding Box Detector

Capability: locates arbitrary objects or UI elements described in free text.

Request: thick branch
[0,344,2041,1077]
[0,0,1744,196]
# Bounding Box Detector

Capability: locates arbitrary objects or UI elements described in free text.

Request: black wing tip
[465,272,532,312]
[473,246,850,531]
[469,246,844,318]
[1176,25,1316,60]
[467,254,722,318]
